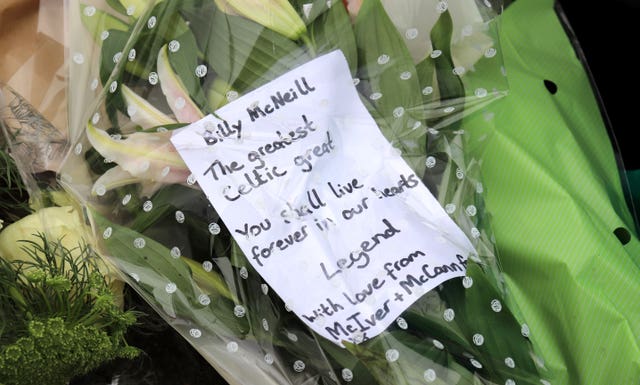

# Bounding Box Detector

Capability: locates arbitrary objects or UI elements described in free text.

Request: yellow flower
[0,207,86,262]
[214,0,307,40]
[0,206,125,304]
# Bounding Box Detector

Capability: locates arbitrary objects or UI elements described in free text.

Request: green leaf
[186,4,310,94]
[97,2,195,127]
[232,25,309,92]
[315,337,380,384]
[438,264,541,382]
[426,10,465,130]
[190,6,252,92]
[404,11,473,138]
[106,0,128,16]
[166,29,209,112]
[80,4,128,42]
[415,56,436,105]
[91,210,199,301]
[182,257,236,302]
[402,299,470,354]
[343,331,471,385]
[89,209,251,339]
[98,28,129,126]
[430,10,464,102]
[308,0,357,75]
[353,0,427,175]
[362,96,427,177]
[118,0,151,18]
[124,1,190,79]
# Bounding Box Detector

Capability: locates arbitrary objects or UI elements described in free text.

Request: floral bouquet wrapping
[3,0,555,384]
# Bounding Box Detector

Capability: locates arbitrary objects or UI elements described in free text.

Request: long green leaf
[90,209,250,336]
[166,29,209,112]
[450,264,541,382]
[231,26,309,92]
[353,0,427,175]
[186,3,310,94]
[106,0,128,16]
[91,210,199,302]
[308,0,357,75]
[80,4,128,42]
[430,10,464,103]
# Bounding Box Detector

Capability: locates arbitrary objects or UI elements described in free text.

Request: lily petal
[91,165,172,197]
[344,0,363,20]
[214,0,307,40]
[91,166,141,196]
[121,85,177,129]
[157,45,205,123]
[86,121,190,185]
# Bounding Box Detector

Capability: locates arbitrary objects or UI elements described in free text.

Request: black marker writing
[247,77,316,122]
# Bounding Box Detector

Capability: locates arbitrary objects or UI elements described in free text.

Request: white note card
[171,50,476,346]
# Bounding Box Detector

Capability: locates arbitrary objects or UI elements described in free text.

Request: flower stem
[300,33,317,57]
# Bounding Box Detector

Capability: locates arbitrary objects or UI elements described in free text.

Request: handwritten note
[171,50,476,346]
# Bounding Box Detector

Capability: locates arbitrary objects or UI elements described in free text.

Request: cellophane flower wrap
[11,0,554,384]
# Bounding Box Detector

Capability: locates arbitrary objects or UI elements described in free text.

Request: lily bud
[0,207,86,263]
[214,0,307,40]
[122,85,177,129]
[86,121,190,191]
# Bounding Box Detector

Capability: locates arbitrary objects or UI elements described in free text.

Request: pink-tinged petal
[214,0,306,40]
[345,0,363,19]
[86,121,190,185]
[93,166,179,198]
[157,45,204,123]
[121,85,176,129]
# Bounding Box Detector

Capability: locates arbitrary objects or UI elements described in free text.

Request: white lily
[86,121,191,195]
[122,84,177,129]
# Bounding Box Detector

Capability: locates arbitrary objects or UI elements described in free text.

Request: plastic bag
[469,1,640,383]
[7,1,553,384]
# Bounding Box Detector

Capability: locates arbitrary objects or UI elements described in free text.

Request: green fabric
[465,0,640,383]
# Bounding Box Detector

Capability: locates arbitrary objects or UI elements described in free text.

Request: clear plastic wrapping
[3,1,554,384]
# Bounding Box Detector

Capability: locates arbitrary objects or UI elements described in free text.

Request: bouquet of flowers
[3,0,554,384]
[0,84,139,385]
